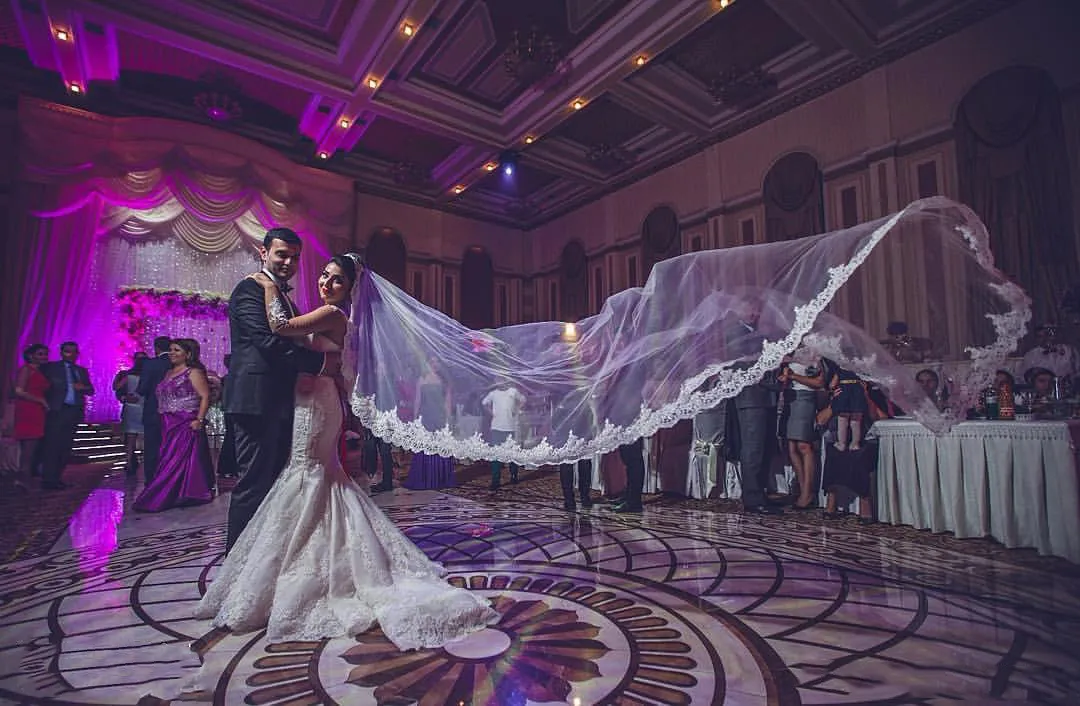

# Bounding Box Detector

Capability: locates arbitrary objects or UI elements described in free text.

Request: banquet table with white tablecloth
[875,419,1080,563]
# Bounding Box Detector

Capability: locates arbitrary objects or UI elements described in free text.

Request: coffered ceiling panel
[474,162,560,199]
[197,0,361,40]
[0,0,1016,228]
[351,115,462,169]
[411,0,629,110]
[115,30,313,122]
[420,1,496,85]
[548,95,655,148]
[837,0,938,39]
[0,0,23,49]
[664,1,804,88]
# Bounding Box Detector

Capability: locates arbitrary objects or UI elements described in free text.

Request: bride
[195,253,498,649]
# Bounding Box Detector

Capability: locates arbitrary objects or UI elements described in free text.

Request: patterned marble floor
[0,471,1079,706]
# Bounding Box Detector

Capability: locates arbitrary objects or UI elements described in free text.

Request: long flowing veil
[345,197,1030,465]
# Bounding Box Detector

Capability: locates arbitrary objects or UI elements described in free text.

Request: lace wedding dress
[195,342,499,649]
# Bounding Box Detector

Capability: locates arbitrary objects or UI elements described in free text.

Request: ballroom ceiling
[0,0,1014,228]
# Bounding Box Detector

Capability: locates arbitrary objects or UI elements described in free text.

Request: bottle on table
[997,379,1015,420]
[985,386,999,420]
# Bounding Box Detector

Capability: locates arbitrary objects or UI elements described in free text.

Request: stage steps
[71,423,126,469]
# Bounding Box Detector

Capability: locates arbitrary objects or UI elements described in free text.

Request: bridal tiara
[344,252,364,270]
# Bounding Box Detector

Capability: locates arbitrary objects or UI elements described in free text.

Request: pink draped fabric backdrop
[7,99,354,423]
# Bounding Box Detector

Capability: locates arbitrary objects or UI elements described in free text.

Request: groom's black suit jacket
[223,277,324,419]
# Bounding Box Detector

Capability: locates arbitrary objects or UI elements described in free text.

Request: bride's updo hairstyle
[329,252,364,291]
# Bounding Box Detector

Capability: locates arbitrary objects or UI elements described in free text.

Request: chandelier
[390,161,431,187]
[504,27,561,85]
[586,143,635,171]
[193,70,243,122]
[707,66,777,106]
[505,198,539,221]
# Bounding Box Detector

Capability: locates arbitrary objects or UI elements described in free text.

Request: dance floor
[1,469,1079,706]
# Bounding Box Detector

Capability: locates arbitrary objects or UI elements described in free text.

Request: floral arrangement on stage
[115,286,229,355]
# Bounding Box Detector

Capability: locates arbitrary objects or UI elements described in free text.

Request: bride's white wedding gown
[195,360,499,649]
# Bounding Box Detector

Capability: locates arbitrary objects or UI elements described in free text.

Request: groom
[224,227,325,551]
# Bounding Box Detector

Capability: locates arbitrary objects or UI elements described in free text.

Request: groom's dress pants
[226,412,293,551]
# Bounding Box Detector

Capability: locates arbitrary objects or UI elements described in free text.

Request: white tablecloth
[875,420,1080,563]
[685,441,799,502]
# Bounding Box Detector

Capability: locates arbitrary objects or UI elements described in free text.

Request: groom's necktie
[64,362,76,406]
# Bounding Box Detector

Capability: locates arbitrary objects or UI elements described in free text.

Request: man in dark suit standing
[363,427,394,493]
[606,357,647,514]
[727,303,784,515]
[216,353,238,479]
[732,375,783,515]
[224,228,325,551]
[40,341,94,490]
[137,336,172,483]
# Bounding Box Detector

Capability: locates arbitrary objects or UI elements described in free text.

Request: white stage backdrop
[93,235,259,377]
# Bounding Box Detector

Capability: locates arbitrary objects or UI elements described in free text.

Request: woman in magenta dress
[134,338,214,512]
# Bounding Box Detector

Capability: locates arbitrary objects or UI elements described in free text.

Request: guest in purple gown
[404,360,455,489]
[134,338,214,512]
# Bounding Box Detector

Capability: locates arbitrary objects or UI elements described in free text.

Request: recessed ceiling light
[635,55,647,67]
[367,78,379,89]
[572,100,584,110]
[68,83,82,94]
[453,185,465,194]
[719,0,733,8]
[484,162,497,171]
[524,135,535,144]
[339,118,350,128]
[317,151,329,159]
[402,23,415,37]
[55,29,70,41]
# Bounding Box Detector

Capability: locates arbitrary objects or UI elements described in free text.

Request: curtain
[3,98,354,421]
[956,66,1077,327]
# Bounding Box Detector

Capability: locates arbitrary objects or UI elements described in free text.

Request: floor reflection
[0,479,1076,705]
[68,487,125,575]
